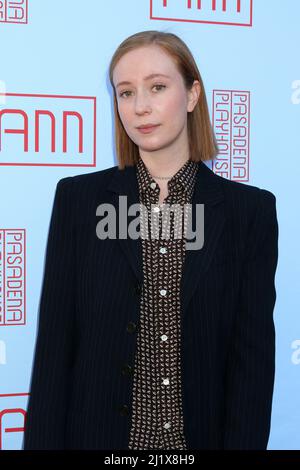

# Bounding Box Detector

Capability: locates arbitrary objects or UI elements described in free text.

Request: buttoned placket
[128,157,198,450]
[148,179,174,434]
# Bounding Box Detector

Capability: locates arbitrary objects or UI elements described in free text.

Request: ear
[187,80,201,112]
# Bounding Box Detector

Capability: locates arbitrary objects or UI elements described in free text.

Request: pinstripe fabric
[128,157,198,450]
[22,160,278,450]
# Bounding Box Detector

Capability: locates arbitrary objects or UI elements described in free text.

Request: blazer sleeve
[22,177,76,450]
[223,188,279,449]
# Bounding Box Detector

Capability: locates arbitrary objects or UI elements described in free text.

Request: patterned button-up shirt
[128,155,199,450]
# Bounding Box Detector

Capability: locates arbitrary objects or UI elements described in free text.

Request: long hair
[108,30,219,170]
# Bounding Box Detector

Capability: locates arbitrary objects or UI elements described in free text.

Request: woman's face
[112,45,200,154]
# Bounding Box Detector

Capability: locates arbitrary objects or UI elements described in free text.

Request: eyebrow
[115,73,171,89]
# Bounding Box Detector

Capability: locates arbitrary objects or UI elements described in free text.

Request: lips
[137,124,160,134]
[137,124,159,129]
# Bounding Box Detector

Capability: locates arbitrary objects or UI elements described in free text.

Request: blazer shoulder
[211,172,277,228]
[54,165,120,198]
[53,166,120,226]
[214,172,276,206]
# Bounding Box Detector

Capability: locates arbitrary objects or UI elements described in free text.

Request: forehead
[113,46,178,85]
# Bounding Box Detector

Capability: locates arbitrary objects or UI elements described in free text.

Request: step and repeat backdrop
[0,0,299,450]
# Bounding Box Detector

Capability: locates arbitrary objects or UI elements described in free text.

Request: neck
[139,152,189,179]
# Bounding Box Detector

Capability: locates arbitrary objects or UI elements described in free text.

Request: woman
[22,30,278,450]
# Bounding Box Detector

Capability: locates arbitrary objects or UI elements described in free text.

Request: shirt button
[119,404,129,416]
[150,182,157,189]
[159,289,167,296]
[126,321,137,333]
[164,422,171,430]
[161,334,168,341]
[159,247,167,254]
[162,378,170,385]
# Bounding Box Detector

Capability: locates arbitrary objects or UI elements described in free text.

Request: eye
[119,90,132,98]
[119,84,166,98]
[153,84,166,92]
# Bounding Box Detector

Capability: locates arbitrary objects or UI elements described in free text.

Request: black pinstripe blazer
[22,160,279,450]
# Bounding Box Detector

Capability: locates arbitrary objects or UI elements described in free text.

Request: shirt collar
[136,155,199,200]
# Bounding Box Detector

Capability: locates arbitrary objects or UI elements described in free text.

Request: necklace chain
[150,175,172,180]
[142,154,189,180]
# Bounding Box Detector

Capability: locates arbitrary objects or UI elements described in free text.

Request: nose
[134,90,152,114]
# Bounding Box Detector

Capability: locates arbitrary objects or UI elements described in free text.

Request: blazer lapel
[106,164,143,283]
[180,162,225,313]
[106,160,226,315]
